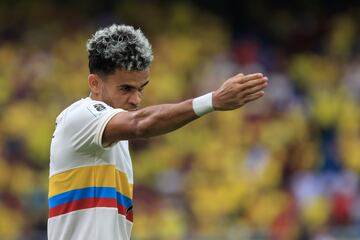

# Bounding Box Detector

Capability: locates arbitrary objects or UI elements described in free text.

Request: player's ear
[88,74,101,95]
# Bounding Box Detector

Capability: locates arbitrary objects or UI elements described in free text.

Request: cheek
[115,94,126,102]
[113,92,130,104]
[101,84,112,98]
[102,87,124,106]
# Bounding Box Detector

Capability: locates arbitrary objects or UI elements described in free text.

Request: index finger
[236,73,264,83]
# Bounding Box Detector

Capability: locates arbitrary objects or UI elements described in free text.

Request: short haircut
[86,24,153,75]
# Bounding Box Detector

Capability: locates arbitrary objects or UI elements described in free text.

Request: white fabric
[48,208,133,240]
[192,92,214,116]
[48,97,133,240]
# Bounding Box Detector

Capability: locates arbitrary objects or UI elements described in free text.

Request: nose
[128,92,142,108]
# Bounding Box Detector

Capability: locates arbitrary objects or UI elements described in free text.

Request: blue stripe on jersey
[48,187,133,209]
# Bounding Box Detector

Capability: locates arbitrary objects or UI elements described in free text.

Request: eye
[119,85,132,92]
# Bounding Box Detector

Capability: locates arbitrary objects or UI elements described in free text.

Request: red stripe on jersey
[49,198,132,222]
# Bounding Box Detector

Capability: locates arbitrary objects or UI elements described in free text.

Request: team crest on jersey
[87,103,107,117]
[94,104,106,111]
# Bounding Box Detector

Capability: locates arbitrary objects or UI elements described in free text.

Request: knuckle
[236,73,244,77]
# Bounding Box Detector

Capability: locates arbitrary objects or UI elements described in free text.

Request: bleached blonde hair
[87,24,153,74]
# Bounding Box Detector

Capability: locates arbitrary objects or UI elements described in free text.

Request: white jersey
[48,97,134,240]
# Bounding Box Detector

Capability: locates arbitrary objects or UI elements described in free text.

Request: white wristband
[192,92,214,117]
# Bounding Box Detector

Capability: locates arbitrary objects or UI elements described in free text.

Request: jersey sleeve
[63,100,124,151]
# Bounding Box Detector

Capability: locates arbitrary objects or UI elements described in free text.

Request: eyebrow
[118,80,149,89]
[140,80,149,88]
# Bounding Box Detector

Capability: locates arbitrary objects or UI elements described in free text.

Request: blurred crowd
[0,1,359,239]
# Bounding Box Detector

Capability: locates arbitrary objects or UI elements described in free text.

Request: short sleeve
[63,100,124,151]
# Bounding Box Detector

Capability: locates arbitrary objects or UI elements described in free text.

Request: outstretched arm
[103,73,268,143]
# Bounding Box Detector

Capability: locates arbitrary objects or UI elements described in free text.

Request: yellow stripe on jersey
[49,165,133,199]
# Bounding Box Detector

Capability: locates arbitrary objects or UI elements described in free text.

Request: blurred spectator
[0,1,359,239]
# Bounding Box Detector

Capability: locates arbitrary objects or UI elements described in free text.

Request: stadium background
[0,0,360,239]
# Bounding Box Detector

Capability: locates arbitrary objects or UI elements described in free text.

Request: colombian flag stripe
[48,187,132,209]
[48,165,133,220]
[48,165,133,199]
[48,197,133,221]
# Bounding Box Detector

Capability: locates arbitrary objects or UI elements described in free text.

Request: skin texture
[88,69,268,145]
[88,69,150,110]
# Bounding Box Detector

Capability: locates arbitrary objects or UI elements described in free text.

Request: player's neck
[89,92,101,101]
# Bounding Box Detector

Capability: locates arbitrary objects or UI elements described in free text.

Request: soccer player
[48,24,268,240]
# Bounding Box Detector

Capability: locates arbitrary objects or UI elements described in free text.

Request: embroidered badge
[94,103,106,111]
[87,103,107,117]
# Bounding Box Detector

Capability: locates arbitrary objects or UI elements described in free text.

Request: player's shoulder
[56,97,113,126]
[83,98,113,118]
[70,97,112,115]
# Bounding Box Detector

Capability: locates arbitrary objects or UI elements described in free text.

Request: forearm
[104,99,200,142]
[131,99,199,138]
